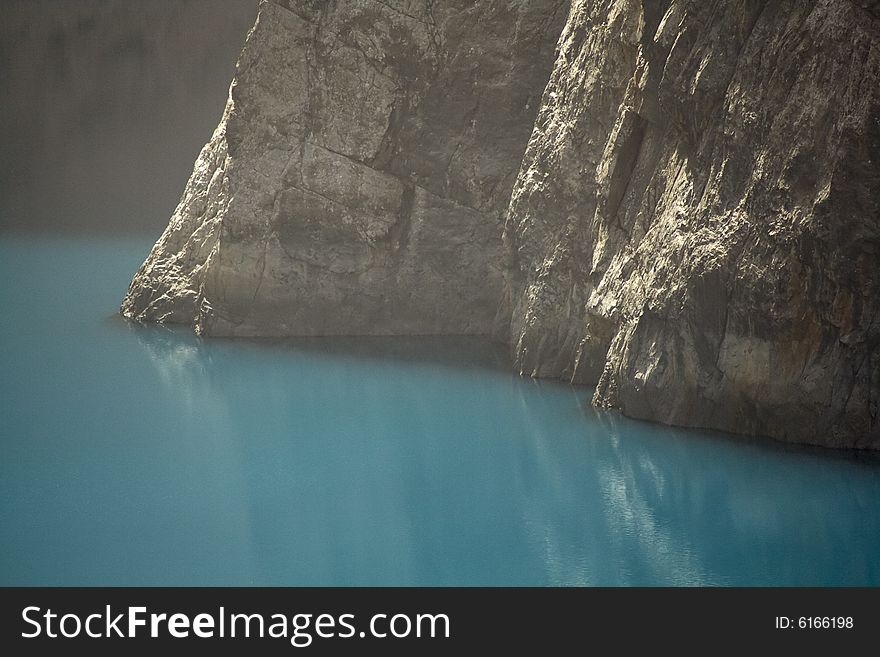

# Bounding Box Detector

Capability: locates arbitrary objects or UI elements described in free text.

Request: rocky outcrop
[506,0,880,448]
[124,0,879,449]
[122,0,567,335]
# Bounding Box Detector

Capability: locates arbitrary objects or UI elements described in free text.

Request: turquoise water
[1,235,879,586]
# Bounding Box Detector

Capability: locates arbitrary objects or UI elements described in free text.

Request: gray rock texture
[124,0,880,449]
[122,0,567,335]
[505,0,880,448]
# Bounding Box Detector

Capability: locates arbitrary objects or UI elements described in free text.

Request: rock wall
[124,0,880,448]
[122,0,567,335]
[506,0,880,448]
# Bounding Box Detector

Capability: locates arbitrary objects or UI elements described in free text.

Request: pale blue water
[1,235,879,586]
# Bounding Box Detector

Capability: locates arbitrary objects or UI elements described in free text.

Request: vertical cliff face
[122,0,567,335]
[505,0,880,448]
[124,0,879,448]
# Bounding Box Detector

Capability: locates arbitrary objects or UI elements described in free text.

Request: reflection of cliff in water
[126,321,261,583]
[512,381,880,585]
[0,0,258,234]
[508,381,714,585]
[127,326,880,584]
[591,409,878,585]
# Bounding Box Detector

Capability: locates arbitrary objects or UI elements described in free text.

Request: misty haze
[2,0,879,592]
[0,0,258,234]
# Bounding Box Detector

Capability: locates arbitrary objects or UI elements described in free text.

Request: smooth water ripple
[1,235,879,586]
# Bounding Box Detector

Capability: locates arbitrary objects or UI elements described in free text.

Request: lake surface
[2,235,879,586]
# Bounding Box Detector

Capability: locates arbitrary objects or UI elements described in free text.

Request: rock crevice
[123,0,880,449]
[124,0,566,337]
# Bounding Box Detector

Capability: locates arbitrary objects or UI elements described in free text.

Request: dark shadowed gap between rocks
[121,0,880,450]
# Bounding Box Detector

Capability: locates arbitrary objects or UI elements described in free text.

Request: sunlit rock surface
[124,0,879,448]
[122,0,567,335]
[505,0,879,448]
